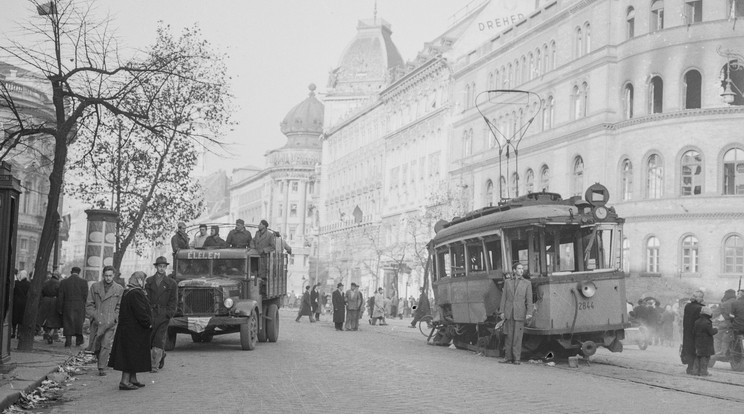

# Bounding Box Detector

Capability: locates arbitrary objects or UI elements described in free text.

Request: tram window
[451,243,466,277]
[467,241,485,272]
[437,249,451,279]
[581,226,616,270]
[485,239,503,271]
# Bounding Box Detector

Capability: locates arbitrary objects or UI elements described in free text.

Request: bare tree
[0,0,231,350]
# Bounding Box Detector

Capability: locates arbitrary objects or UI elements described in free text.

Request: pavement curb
[0,365,61,412]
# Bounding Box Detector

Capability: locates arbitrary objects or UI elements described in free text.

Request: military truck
[166,226,287,351]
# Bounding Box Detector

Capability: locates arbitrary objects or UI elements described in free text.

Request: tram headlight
[224,298,234,309]
[577,281,597,298]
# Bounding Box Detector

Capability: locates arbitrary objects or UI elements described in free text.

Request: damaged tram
[427,183,629,359]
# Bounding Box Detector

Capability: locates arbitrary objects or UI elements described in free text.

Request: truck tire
[165,328,177,351]
[258,307,268,343]
[267,304,279,342]
[240,310,258,350]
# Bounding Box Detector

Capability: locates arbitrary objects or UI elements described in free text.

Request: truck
[166,228,287,351]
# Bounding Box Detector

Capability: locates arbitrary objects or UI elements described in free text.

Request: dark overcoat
[693,315,717,356]
[12,279,30,326]
[38,277,62,329]
[298,291,312,316]
[57,274,89,336]
[310,289,320,313]
[109,287,152,373]
[332,290,345,324]
[145,274,178,349]
[682,301,703,361]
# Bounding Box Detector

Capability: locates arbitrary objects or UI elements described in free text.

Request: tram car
[427,183,629,360]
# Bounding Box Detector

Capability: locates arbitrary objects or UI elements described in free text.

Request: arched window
[680,150,703,196]
[649,76,663,114]
[510,172,519,198]
[583,22,591,54]
[621,159,633,201]
[488,72,494,89]
[623,83,634,119]
[515,59,521,85]
[724,234,744,273]
[683,70,702,109]
[722,60,744,106]
[500,176,507,199]
[622,238,630,273]
[681,235,699,273]
[506,64,512,88]
[573,156,584,196]
[540,165,550,191]
[685,0,703,24]
[651,0,665,31]
[543,96,555,130]
[626,7,635,39]
[535,49,542,77]
[495,70,500,90]
[647,154,663,199]
[542,44,549,73]
[528,53,534,80]
[501,66,507,88]
[522,56,528,82]
[550,41,557,70]
[485,179,494,206]
[581,82,589,118]
[575,27,583,58]
[463,129,473,156]
[646,236,660,273]
[525,169,535,193]
[723,148,744,195]
[572,85,581,119]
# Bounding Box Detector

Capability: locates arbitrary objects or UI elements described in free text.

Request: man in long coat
[332,283,345,331]
[86,265,124,376]
[498,263,533,364]
[12,270,30,338]
[345,283,364,331]
[171,221,189,253]
[682,290,705,374]
[58,267,89,347]
[295,285,315,322]
[251,219,276,279]
[38,272,62,343]
[145,256,178,372]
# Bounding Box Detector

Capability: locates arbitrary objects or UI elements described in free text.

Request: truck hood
[178,278,241,288]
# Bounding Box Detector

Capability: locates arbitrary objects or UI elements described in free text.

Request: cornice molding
[626,212,744,223]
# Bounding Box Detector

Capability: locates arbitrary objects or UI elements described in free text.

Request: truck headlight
[224,298,234,309]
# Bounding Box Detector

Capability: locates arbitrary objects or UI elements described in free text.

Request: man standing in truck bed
[251,220,276,279]
[226,219,252,248]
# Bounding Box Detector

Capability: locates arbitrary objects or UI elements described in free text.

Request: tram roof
[430,204,576,246]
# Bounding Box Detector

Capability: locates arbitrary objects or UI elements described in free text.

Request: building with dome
[229,84,323,293]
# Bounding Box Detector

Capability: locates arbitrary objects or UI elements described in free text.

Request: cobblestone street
[30,310,743,413]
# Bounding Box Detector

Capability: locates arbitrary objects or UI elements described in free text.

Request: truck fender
[233,299,259,318]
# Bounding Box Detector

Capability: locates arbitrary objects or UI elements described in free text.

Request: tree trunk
[18,133,68,350]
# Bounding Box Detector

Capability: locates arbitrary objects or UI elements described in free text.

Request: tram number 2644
[578,301,595,311]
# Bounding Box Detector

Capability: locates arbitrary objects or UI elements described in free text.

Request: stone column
[299,179,308,242]
[283,178,290,238]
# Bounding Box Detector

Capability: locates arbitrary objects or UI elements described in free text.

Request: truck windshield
[177,259,209,277]
[213,258,246,277]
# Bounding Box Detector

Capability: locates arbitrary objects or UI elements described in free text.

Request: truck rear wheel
[240,310,258,350]
[165,328,177,351]
[267,304,279,342]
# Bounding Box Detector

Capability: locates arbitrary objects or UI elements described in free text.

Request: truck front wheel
[240,310,258,350]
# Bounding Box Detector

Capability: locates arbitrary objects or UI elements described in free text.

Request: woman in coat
[109,271,152,390]
[692,306,717,376]
[12,270,30,338]
[38,272,62,344]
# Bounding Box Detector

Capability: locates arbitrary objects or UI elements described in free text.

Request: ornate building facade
[450,0,744,293]
[230,85,323,294]
[0,62,57,274]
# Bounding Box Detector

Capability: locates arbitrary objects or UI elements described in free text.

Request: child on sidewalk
[693,306,717,376]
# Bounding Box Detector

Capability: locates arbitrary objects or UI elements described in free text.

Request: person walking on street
[409,288,430,328]
[693,306,717,376]
[311,284,321,321]
[332,283,345,331]
[498,263,533,364]
[344,283,364,331]
[109,271,152,390]
[12,270,30,338]
[171,221,190,253]
[86,265,124,376]
[38,272,62,344]
[295,285,315,323]
[371,287,387,325]
[58,266,89,347]
[682,290,705,374]
[145,256,177,372]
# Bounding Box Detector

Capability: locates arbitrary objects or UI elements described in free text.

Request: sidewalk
[0,336,81,412]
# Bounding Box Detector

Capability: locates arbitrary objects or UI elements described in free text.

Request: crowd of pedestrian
[628,297,677,347]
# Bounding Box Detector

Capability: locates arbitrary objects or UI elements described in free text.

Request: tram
[426,183,629,359]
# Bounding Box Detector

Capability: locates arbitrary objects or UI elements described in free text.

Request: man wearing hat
[226,219,252,248]
[145,256,178,372]
[693,306,717,376]
[58,266,89,347]
[190,224,209,248]
[344,283,364,331]
[332,283,346,331]
[171,222,189,253]
[203,225,227,248]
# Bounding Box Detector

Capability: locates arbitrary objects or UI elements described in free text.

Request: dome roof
[280,84,325,135]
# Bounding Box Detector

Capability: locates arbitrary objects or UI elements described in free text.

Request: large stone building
[0,62,57,274]
[230,85,323,294]
[450,0,744,293]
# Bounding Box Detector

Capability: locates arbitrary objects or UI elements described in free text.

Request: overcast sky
[1,0,477,175]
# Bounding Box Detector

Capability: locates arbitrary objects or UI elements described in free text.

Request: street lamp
[717,46,744,104]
